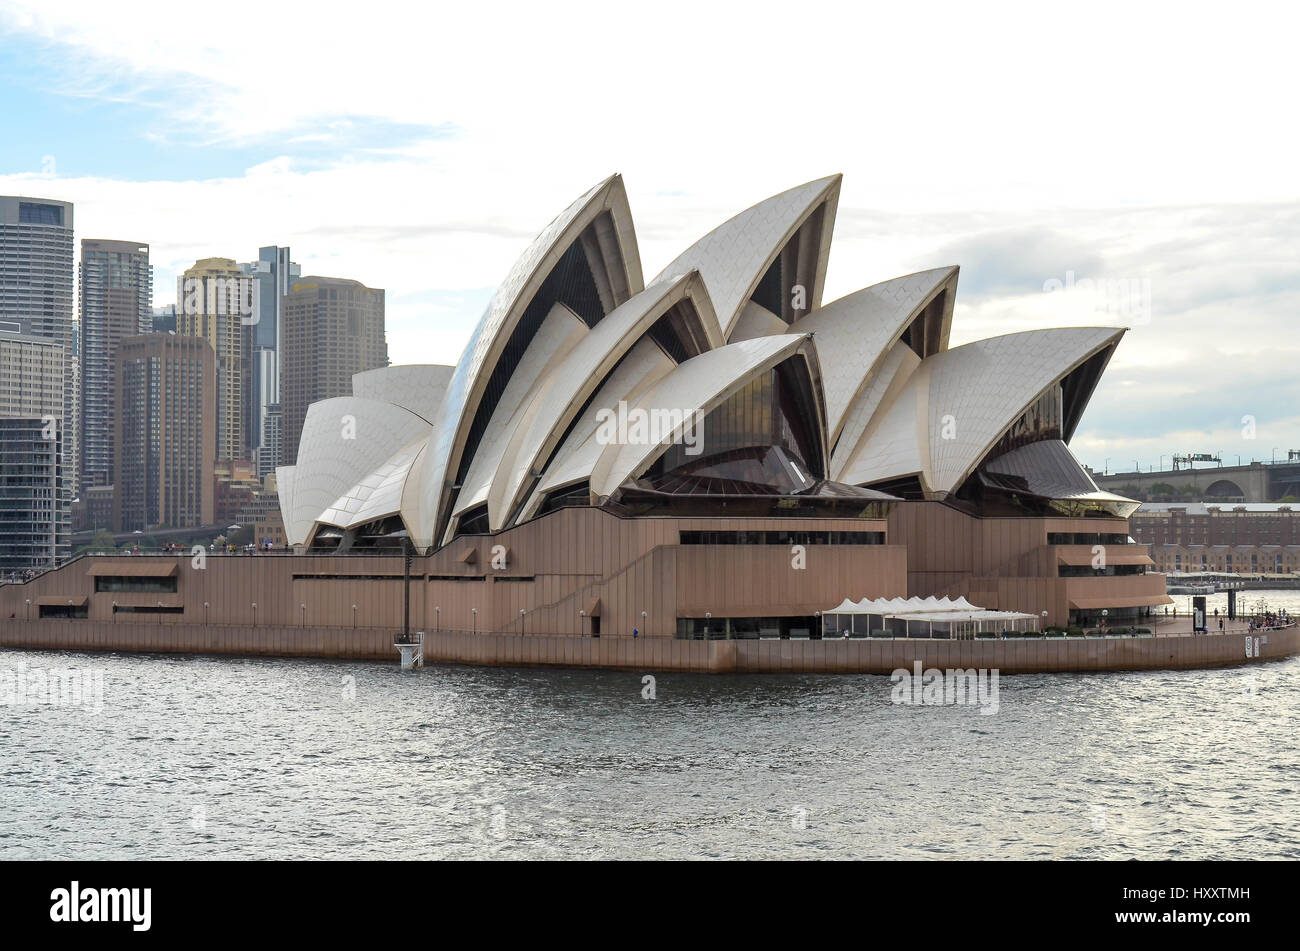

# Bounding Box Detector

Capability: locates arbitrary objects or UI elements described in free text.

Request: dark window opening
[680,530,884,545]
[457,504,491,536]
[39,604,87,619]
[94,575,178,593]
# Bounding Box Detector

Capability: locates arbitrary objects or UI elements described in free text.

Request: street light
[1104,457,1111,475]
[472,607,478,634]
[300,603,306,628]
[24,599,30,620]
[520,608,526,635]
[579,608,585,636]
[352,604,357,629]
[157,600,164,624]
[641,610,647,637]
[112,600,117,624]
[251,602,257,627]
[704,611,712,640]
[203,601,209,625]
[434,605,440,633]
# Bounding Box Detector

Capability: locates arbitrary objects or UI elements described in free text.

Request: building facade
[79,239,152,497]
[0,196,77,503]
[113,333,215,532]
[0,323,69,571]
[241,246,299,467]
[177,258,249,463]
[1133,502,1300,575]
[279,276,386,465]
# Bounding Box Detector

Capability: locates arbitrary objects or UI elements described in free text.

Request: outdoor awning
[1069,595,1174,609]
[1057,550,1154,567]
[85,561,178,577]
[37,596,88,606]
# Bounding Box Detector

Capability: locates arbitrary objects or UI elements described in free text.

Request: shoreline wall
[2,620,1297,674]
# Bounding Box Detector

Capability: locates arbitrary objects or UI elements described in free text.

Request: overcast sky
[1,0,1295,475]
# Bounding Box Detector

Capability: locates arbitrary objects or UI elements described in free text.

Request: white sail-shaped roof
[839,327,1125,495]
[278,173,1134,554]
[654,176,840,340]
[588,334,822,499]
[419,174,643,547]
[288,396,433,546]
[351,365,454,424]
[790,266,957,440]
[485,271,716,530]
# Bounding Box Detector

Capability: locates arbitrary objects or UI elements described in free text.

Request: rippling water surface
[2,641,1297,860]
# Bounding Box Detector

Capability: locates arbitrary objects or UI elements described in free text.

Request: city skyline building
[241,247,299,465]
[0,321,69,571]
[279,275,387,466]
[79,238,152,498]
[177,257,249,464]
[0,195,78,503]
[113,333,215,532]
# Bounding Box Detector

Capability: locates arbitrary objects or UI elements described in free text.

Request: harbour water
[3,617,1298,860]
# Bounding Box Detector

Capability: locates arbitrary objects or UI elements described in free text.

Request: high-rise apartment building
[241,247,298,462]
[79,239,152,496]
[113,333,215,532]
[280,276,387,465]
[177,258,249,463]
[0,196,77,503]
[0,321,69,571]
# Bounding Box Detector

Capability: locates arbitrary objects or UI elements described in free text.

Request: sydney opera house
[2,174,1170,642]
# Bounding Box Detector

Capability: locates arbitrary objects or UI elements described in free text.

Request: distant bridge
[1094,461,1300,502]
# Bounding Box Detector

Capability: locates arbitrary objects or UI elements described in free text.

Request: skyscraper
[113,333,215,532]
[0,321,69,571]
[0,196,77,507]
[177,258,249,463]
[241,246,299,463]
[280,276,387,465]
[79,239,152,497]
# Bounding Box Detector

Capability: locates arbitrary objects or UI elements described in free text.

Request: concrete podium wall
[3,619,1296,673]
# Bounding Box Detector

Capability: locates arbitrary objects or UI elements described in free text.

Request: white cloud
[1,0,1296,468]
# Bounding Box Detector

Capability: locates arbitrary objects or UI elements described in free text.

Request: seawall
[1,619,1297,673]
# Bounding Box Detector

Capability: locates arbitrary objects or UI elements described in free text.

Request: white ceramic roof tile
[351,365,454,424]
[419,175,641,545]
[487,272,713,529]
[289,396,433,545]
[790,267,956,438]
[831,342,921,480]
[526,337,675,514]
[453,302,588,520]
[653,176,839,339]
[589,335,814,498]
[841,327,1122,494]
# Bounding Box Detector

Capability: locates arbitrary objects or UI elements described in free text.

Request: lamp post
[251,602,257,627]
[352,604,357,629]
[204,601,209,625]
[704,611,712,640]
[157,600,164,625]
[24,599,30,620]
[300,603,306,628]
[641,610,647,638]
[1041,609,1049,634]
[1101,608,1108,634]
[520,608,526,635]
[472,607,478,634]
[434,606,440,633]
[579,608,585,636]
[112,600,117,624]
[814,609,822,639]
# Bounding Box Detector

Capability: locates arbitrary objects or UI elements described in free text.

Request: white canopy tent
[821,596,1039,639]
